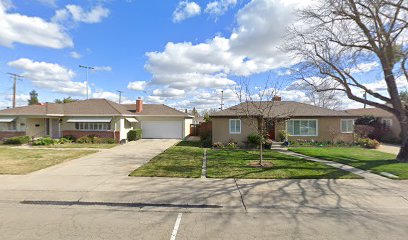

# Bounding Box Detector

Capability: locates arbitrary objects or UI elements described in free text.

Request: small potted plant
[263,138,273,149]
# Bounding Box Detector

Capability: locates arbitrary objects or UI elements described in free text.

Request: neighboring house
[346,107,401,140]
[210,99,358,145]
[0,98,193,142]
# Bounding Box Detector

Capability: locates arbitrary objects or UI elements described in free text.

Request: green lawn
[288,147,408,179]
[206,149,361,179]
[38,143,118,149]
[0,147,97,174]
[129,141,204,178]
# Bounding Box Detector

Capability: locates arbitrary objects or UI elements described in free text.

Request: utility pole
[116,90,123,104]
[220,90,224,110]
[79,65,94,99]
[7,73,23,108]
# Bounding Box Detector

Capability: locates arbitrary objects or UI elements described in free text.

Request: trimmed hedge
[127,129,142,141]
[3,136,31,145]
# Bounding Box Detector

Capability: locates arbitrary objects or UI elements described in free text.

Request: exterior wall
[212,116,356,145]
[274,117,355,143]
[212,117,259,145]
[0,131,26,140]
[62,130,120,142]
[119,118,135,141]
[0,116,26,132]
[183,118,193,138]
[379,116,401,139]
[26,118,46,137]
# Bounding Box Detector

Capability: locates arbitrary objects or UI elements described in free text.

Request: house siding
[274,117,355,143]
[212,116,355,145]
[212,117,259,145]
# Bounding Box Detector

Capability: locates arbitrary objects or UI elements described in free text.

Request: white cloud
[53,5,110,24]
[127,81,147,91]
[0,93,29,109]
[205,0,237,16]
[145,96,165,104]
[7,58,87,96]
[146,0,307,99]
[152,88,185,98]
[70,51,81,59]
[93,66,112,71]
[348,61,379,74]
[0,2,73,49]
[172,1,201,22]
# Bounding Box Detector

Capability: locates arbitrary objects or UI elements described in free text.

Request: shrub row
[3,136,31,145]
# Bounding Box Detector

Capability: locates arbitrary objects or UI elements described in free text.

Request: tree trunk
[259,141,263,166]
[397,119,408,162]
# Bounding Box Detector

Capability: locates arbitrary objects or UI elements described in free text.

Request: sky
[0,0,406,111]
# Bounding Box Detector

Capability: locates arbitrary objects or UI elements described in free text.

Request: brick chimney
[136,97,143,113]
[272,96,282,101]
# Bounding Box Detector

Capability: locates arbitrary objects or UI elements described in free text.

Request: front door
[266,120,275,140]
[50,119,60,139]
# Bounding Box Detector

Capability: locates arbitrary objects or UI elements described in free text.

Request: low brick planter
[62,131,120,142]
[0,131,26,140]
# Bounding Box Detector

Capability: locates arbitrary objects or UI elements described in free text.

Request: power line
[116,90,124,104]
[7,73,23,108]
[79,65,94,100]
[219,90,224,110]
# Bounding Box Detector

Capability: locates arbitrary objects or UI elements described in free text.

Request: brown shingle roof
[0,99,191,117]
[346,108,394,118]
[210,101,353,118]
[121,104,191,117]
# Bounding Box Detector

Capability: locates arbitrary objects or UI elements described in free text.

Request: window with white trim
[287,119,318,136]
[75,122,111,131]
[229,119,241,134]
[382,119,392,129]
[341,119,354,133]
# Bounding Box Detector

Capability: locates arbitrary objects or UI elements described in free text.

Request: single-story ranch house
[0,98,193,142]
[210,98,358,145]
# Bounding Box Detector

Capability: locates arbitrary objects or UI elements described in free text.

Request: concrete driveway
[376,143,401,155]
[31,139,179,177]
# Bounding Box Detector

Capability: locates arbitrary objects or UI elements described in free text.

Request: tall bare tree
[286,0,408,161]
[234,79,284,166]
[290,79,345,109]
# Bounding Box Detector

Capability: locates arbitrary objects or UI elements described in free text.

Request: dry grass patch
[0,146,97,174]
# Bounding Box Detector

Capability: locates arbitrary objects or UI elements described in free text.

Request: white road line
[170,213,183,240]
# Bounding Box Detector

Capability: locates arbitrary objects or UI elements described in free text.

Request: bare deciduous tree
[286,0,408,161]
[234,78,285,166]
[291,79,345,109]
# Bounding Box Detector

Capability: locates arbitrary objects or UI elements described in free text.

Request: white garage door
[141,121,183,139]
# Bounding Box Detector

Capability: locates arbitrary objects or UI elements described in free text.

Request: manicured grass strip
[288,147,408,179]
[0,147,97,174]
[129,141,204,178]
[206,149,361,179]
[39,143,118,149]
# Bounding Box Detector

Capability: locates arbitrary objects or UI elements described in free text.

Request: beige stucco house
[210,100,358,145]
[0,98,193,142]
